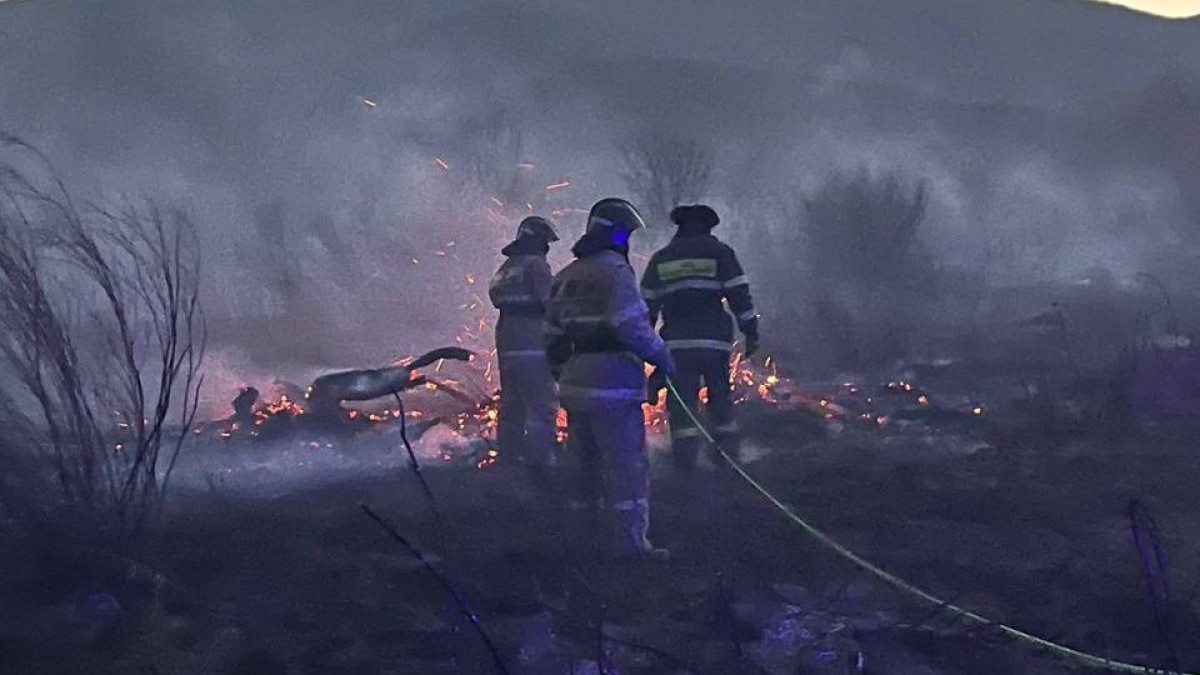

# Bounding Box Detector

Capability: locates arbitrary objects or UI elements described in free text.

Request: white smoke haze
[3,0,1199,413]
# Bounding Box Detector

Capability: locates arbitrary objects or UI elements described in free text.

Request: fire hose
[663,376,1193,675]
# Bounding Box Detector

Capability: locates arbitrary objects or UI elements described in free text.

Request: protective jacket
[545,243,671,411]
[640,232,758,352]
[489,237,557,473]
[489,238,554,356]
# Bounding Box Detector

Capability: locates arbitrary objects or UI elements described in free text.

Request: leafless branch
[0,136,206,545]
[619,131,714,230]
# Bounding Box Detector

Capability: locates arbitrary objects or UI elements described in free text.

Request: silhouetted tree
[457,110,542,210]
[0,135,205,552]
[619,131,714,245]
[1117,67,1200,243]
[802,168,933,371]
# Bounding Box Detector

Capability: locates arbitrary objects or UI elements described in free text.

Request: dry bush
[619,131,714,244]
[801,168,934,372]
[454,110,544,210]
[0,135,205,556]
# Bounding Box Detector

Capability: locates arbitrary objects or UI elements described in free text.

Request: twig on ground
[1128,498,1182,673]
[391,392,444,531]
[360,503,510,675]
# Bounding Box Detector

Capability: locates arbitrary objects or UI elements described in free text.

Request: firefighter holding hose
[544,198,676,560]
[641,204,760,471]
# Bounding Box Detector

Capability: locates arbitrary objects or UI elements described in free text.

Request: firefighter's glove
[744,333,760,359]
[647,367,667,406]
[652,347,677,378]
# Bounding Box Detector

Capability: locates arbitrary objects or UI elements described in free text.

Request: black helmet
[584,198,645,246]
[516,216,559,243]
[669,204,719,230]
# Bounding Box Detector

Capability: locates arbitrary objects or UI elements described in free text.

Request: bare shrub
[0,135,205,552]
[802,168,933,371]
[619,131,714,244]
[454,110,542,210]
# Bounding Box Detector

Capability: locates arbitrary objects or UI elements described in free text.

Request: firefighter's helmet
[584,198,645,246]
[516,216,559,243]
[669,204,719,230]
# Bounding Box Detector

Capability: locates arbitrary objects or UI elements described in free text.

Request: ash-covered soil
[3,387,1199,675]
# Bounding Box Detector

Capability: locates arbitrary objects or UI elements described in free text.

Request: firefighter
[545,198,676,560]
[641,204,759,471]
[489,216,560,493]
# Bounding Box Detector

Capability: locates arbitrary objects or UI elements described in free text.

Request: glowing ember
[476,452,499,470]
[556,408,569,443]
[546,181,571,191]
[433,157,450,170]
[363,98,377,108]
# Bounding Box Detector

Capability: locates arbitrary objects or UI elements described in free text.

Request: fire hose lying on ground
[362,371,1191,675]
[663,376,1193,675]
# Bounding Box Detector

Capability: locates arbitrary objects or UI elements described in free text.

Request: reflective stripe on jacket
[640,233,758,351]
[489,253,553,353]
[545,250,667,406]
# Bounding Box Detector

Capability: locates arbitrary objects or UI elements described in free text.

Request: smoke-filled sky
[1,0,1198,389]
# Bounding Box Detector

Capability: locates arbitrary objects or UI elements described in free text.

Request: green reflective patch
[657,258,717,282]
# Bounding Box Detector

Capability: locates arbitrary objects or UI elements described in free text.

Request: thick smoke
[2,0,1198,413]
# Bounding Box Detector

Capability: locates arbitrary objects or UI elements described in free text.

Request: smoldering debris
[203,347,473,441]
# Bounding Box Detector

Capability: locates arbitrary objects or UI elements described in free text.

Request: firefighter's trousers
[564,401,654,558]
[665,348,740,470]
[497,352,558,476]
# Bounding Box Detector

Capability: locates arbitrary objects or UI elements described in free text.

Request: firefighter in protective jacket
[489,216,560,491]
[640,204,759,470]
[544,198,676,560]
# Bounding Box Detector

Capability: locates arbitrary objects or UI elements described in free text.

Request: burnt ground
[3,394,1200,675]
